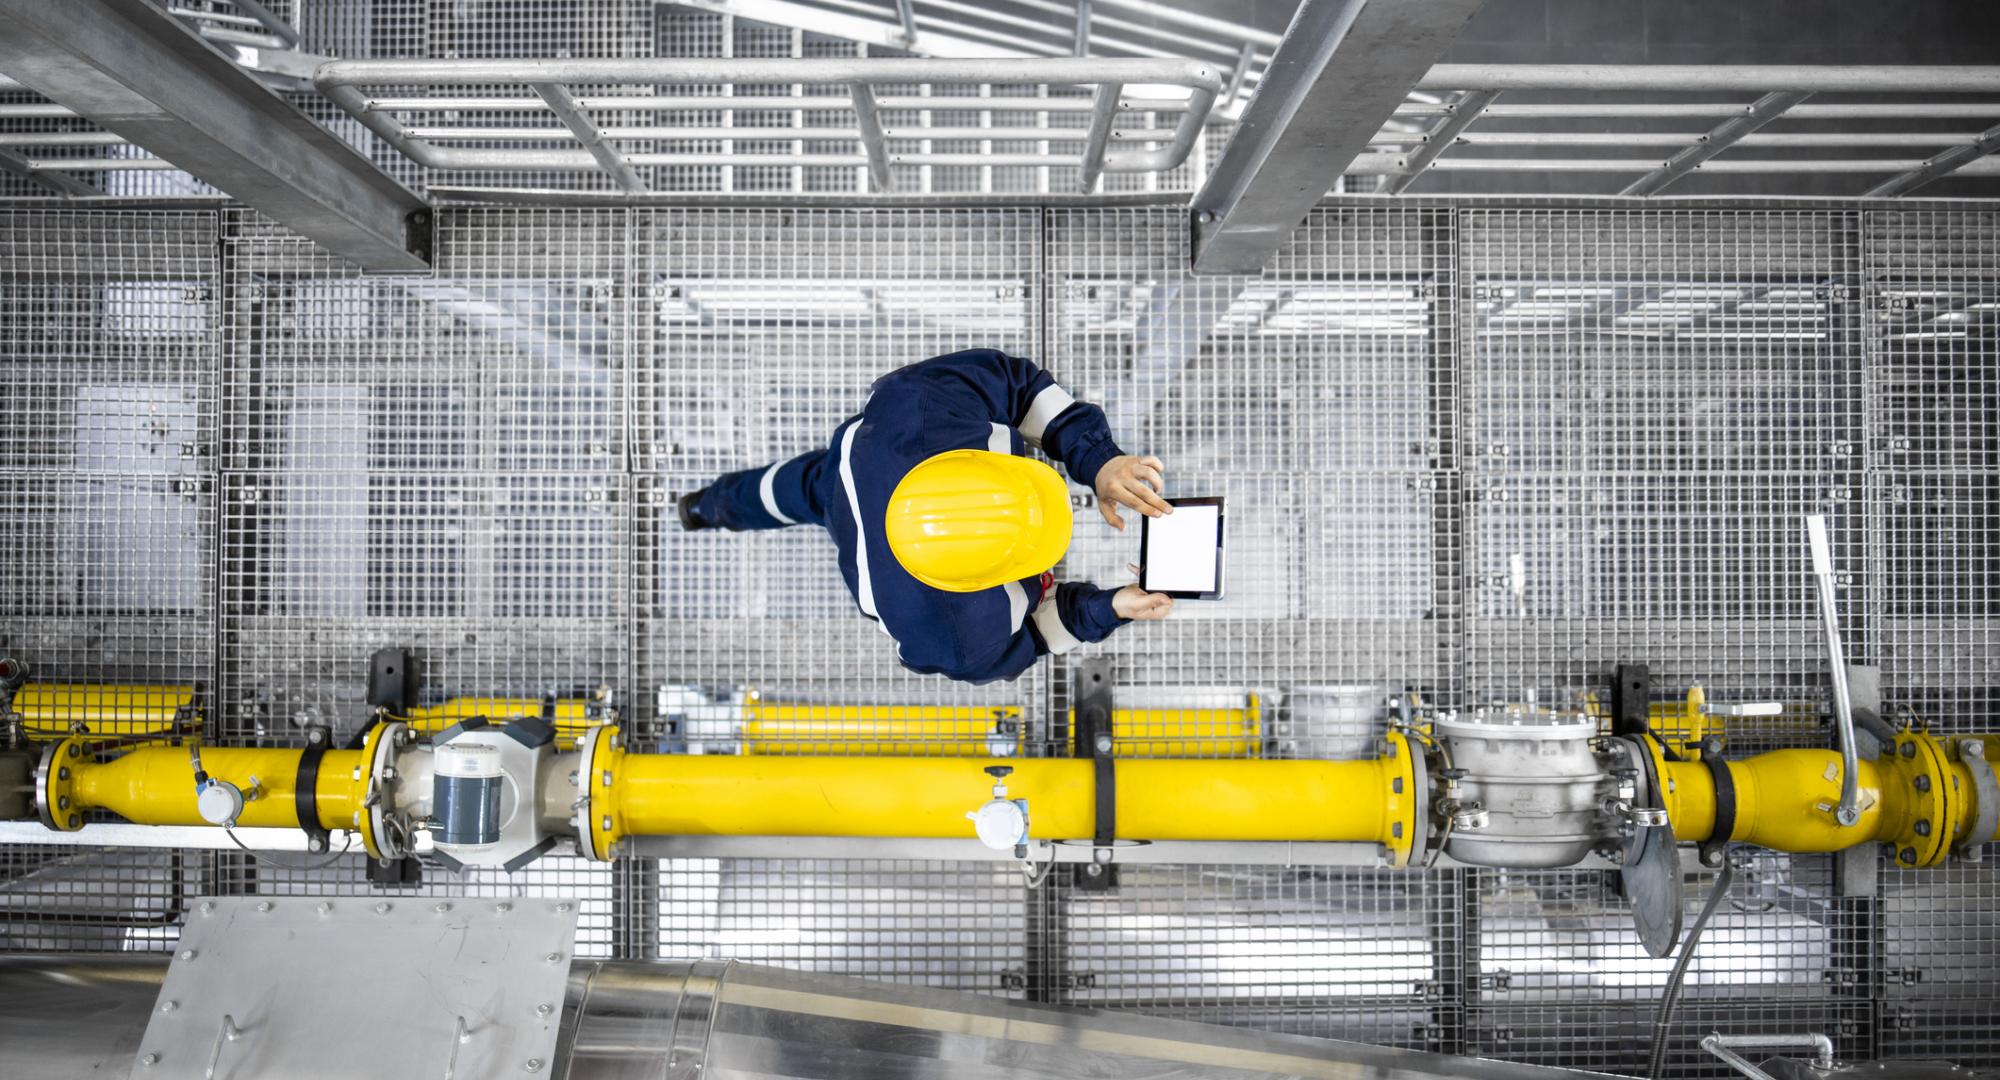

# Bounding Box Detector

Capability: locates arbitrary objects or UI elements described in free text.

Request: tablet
[1139,496,1225,600]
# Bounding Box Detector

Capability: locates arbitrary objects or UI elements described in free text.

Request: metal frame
[0,0,426,270]
[314,57,1220,196]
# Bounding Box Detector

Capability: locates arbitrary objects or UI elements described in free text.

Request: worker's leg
[682,450,831,531]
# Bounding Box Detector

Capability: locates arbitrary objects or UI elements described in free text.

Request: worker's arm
[901,583,1172,685]
[882,350,1164,523]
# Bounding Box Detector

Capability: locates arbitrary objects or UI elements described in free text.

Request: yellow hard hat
[884,450,1073,593]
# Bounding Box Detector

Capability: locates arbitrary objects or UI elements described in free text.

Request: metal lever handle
[1806,515,1861,827]
[205,1014,241,1080]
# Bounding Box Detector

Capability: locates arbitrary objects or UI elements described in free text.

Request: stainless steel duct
[0,954,1619,1080]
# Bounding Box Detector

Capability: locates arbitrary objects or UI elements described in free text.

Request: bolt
[601,769,612,788]
[1093,733,1113,756]
[1915,819,1932,837]
[536,1003,554,1017]
[178,949,196,961]
[568,771,579,786]
[57,795,68,811]
[602,815,613,832]
[556,902,573,914]
[160,1000,177,1013]
[200,901,214,916]
[434,902,451,914]
[1914,774,1932,792]
[1901,741,1918,759]
[1085,863,1104,878]
[66,814,79,829]
[375,902,392,915]
[141,1053,159,1067]
[317,901,332,916]
[67,744,79,758]
[1900,847,1918,865]
[257,901,272,913]
[496,902,512,913]
[546,952,564,964]
[57,766,68,781]
[525,1060,544,1073]
[1964,740,1986,760]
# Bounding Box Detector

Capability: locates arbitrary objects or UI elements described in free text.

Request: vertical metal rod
[1621,90,1810,197]
[1383,88,1498,195]
[849,84,893,191]
[1074,0,1090,57]
[1865,120,2000,197]
[444,1015,469,1079]
[529,82,648,193]
[1221,41,1254,112]
[894,0,918,47]
[1076,83,1119,194]
[1807,514,1861,828]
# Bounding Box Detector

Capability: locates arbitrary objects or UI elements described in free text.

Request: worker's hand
[1094,455,1171,531]
[1112,584,1174,621]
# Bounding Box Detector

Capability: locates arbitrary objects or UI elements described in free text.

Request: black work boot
[677,489,717,531]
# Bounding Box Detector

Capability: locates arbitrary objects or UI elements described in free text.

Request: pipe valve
[967,765,1030,858]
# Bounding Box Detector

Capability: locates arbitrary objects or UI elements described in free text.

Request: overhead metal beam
[1620,90,1809,197]
[1190,0,1487,273]
[1865,121,2000,197]
[0,0,428,271]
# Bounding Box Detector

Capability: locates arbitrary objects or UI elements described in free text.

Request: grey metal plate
[128,896,578,1079]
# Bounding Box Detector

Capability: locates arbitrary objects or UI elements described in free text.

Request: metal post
[530,82,648,194]
[849,84,894,191]
[1865,121,2000,197]
[1384,89,1497,195]
[1621,91,1809,197]
[1073,0,1090,57]
[893,0,918,47]
[1075,83,1119,194]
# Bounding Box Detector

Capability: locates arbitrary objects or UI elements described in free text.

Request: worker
[677,349,1176,683]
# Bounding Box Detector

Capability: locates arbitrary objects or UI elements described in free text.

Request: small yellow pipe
[608,753,1399,843]
[12,683,196,738]
[65,745,366,831]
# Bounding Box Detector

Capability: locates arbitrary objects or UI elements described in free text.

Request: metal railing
[1351,65,2000,196]
[313,57,1223,195]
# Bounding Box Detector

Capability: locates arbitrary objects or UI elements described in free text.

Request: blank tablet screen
[1141,500,1222,596]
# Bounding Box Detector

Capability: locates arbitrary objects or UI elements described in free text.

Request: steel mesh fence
[0,200,1996,1074]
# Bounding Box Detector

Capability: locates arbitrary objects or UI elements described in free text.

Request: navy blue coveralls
[689,350,1131,684]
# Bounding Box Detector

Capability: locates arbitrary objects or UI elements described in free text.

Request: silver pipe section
[1806,515,1862,828]
[847,84,892,191]
[1700,1033,1836,1080]
[1419,64,2000,93]
[1343,154,2000,175]
[3,954,1615,1080]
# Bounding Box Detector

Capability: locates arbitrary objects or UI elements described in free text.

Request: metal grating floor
[1,200,1997,1075]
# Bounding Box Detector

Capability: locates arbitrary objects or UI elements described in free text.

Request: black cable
[1646,857,1737,1080]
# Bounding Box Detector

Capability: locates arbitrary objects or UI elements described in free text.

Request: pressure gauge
[196,778,245,828]
[968,798,1029,852]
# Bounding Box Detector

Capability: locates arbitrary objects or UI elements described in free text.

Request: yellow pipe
[48,741,367,833]
[11,683,197,738]
[739,703,1025,757]
[595,730,1415,856]
[1655,730,1996,865]
[735,698,1261,758]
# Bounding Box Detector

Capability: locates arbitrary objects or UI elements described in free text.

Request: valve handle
[984,765,1013,779]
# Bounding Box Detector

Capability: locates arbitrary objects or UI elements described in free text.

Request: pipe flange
[35,737,84,831]
[1380,729,1422,867]
[571,725,620,862]
[1955,739,1998,860]
[358,721,411,861]
[1895,732,1953,868]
